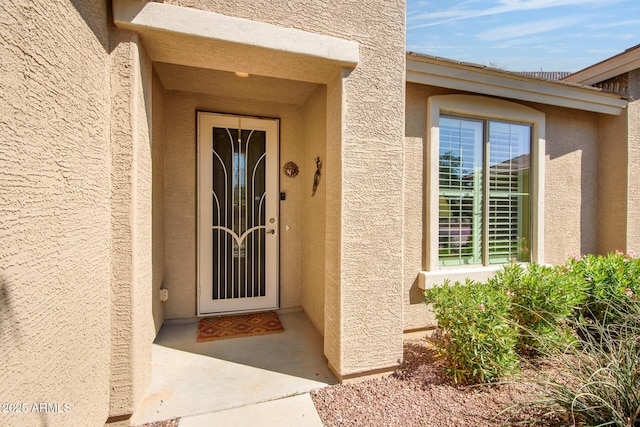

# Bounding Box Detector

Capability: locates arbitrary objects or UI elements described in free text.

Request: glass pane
[211,127,267,300]
[438,117,484,266]
[488,121,531,264]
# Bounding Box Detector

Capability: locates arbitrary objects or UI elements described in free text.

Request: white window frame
[425,94,545,275]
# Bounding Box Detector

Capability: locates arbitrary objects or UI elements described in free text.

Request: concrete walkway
[179,394,323,426]
[130,310,335,426]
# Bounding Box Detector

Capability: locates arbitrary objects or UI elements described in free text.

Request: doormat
[197,311,284,342]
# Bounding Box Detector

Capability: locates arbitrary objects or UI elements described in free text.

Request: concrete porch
[130,310,336,425]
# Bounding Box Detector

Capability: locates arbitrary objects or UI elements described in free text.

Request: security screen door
[197,113,279,315]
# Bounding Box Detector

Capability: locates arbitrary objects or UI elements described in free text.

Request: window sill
[418,266,505,290]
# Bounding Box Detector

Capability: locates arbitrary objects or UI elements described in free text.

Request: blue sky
[407,0,640,72]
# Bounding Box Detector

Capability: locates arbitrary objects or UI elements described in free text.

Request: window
[426,95,544,271]
[438,116,531,266]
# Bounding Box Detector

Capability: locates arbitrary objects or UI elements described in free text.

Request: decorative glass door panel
[198,113,279,315]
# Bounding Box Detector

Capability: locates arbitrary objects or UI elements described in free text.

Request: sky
[407,0,640,72]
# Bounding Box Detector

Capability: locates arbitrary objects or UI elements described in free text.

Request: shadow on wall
[409,276,425,305]
[0,274,22,345]
[543,107,600,257]
[70,0,112,53]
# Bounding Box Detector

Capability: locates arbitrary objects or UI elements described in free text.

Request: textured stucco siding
[301,85,327,335]
[542,105,600,263]
[323,73,344,373]
[403,84,449,331]
[0,1,112,426]
[109,31,154,417]
[166,0,407,376]
[599,112,628,254]
[152,71,166,333]
[627,70,640,254]
[338,11,405,376]
[162,90,305,319]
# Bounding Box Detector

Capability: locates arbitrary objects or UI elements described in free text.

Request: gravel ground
[311,339,562,427]
[135,419,179,427]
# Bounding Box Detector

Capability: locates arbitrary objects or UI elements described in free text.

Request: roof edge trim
[407,55,627,116]
[563,44,640,86]
[112,0,359,67]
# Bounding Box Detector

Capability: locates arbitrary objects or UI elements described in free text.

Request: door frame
[196,112,280,316]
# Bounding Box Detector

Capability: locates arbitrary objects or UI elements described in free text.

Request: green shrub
[566,252,640,326]
[424,279,519,384]
[488,262,588,354]
[425,252,640,387]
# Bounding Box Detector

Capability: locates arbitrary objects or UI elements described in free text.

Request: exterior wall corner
[108,29,155,417]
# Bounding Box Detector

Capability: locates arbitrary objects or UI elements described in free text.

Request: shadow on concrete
[131,311,336,424]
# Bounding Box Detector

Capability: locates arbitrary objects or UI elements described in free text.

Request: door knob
[265,229,275,234]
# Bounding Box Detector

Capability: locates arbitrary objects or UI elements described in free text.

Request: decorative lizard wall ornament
[312,157,322,196]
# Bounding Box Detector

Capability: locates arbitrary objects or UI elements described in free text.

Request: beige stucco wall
[323,73,345,372]
[109,30,155,417]
[596,69,640,256]
[541,104,600,262]
[627,69,640,254]
[301,85,327,334]
[323,13,406,378]
[152,70,166,333]
[598,111,628,254]
[164,0,406,378]
[403,83,601,331]
[162,90,307,319]
[0,1,112,426]
[403,84,450,330]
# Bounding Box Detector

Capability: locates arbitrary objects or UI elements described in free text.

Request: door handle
[265,229,275,234]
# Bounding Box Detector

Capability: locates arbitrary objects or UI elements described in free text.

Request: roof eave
[562,44,640,86]
[406,53,627,116]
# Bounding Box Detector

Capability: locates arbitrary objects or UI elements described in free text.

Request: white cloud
[477,15,585,41]
[407,0,625,29]
[589,19,640,29]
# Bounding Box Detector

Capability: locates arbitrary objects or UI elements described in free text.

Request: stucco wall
[323,73,344,373]
[403,83,450,330]
[162,90,306,319]
[301,85,327,335]
[152,70,166,333]
[163,1,406,378]
[599,111,628,254]
[0,1,112,426]
[627,70,640,254]
[541,105,600,262]
[109,30,155,417]
[403,83,601,331]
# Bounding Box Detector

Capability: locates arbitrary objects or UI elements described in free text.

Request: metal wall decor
[283,161,299,178]
[312,157,322,196]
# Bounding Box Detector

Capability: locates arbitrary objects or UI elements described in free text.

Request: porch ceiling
[154,62,319,105]
[112,0,359,85]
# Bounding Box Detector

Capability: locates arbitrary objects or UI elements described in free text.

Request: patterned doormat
[197,311,284,342]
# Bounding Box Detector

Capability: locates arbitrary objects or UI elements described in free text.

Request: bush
[424,279,519,384]
[425,252,640,387]
[566,251,640,326]
[488,262,588,354]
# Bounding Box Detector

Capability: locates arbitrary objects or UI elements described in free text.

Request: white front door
[197,113,279,315]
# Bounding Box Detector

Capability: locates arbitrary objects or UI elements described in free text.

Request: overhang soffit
[112,0,359,84]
